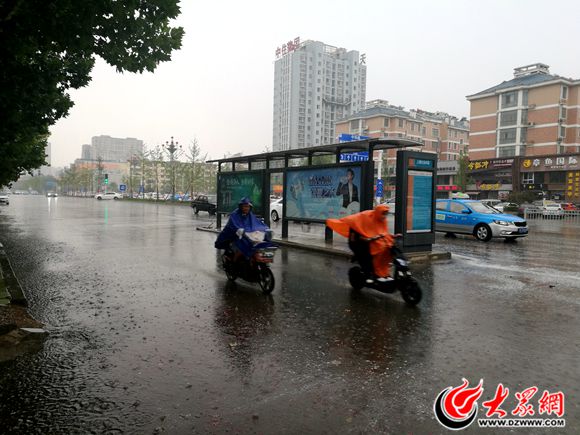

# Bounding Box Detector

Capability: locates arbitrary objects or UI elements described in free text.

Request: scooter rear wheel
[348,266,365,291]
[258,267,275,295]
[401,278,422,306]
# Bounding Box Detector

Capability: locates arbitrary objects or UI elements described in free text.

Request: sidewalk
[197,221,451,262]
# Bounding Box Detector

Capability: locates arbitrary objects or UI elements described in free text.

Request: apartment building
[335,100,469,196]
[466,64,580,200]
[467,63,580,159]
[273,39,366,151]
[83,135,144,162]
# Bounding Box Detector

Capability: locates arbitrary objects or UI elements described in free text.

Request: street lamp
[162,137,183,201]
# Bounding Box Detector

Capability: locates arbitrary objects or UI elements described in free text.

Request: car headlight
[493,220,510,226]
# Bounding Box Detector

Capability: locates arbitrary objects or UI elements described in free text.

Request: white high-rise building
[90,135,144,162]
[273,39,367,151]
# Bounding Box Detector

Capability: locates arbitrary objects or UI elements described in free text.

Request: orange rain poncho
[326,204,394,277]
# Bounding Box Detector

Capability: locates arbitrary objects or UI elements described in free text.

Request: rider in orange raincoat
[326,204,395,281]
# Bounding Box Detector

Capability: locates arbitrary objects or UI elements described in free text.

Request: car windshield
[467,202,500,214]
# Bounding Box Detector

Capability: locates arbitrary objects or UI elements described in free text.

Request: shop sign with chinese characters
[275,37,300,59]
[566,171,580,200]
[468,159,514,172]
[521,155,579,172]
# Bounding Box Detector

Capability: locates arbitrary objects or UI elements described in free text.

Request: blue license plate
[518,228,528,234]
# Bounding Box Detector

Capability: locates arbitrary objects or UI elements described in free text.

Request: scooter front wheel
[258,266,275,295]
[401,278,422,306]
[348,266,365,291]
[222,254,237,281]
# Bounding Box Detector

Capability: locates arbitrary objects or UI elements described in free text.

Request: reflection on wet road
[0,197,578,433]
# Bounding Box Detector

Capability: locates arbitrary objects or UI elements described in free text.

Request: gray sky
[48,0,580,167]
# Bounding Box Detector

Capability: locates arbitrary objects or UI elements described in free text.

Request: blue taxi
[435,199,528,242]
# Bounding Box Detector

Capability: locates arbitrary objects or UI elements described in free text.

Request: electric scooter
[347,234,422,305]
[221,231,278,294]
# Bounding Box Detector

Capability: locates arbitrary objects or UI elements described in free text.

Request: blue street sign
[338,133,370,143]
[119,184,127,192]
[375,179,384,198]
[340,151,369,162]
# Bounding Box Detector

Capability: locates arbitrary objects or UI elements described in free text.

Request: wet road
[0,196,579,434]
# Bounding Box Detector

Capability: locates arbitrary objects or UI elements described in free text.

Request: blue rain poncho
[215,198,270,257]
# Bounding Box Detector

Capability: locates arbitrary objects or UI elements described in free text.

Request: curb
[195,226,451,262]
[0,242,27,306]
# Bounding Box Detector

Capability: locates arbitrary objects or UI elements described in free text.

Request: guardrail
[525,209,580,222]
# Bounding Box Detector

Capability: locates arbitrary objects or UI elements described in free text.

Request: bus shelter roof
[207,138,422,165]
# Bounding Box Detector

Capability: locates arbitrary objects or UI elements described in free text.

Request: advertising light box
[285,165,362,221]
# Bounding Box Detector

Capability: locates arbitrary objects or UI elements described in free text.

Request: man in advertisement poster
[336,168,359,208]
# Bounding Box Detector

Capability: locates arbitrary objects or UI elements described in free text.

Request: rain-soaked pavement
[0,196,579,434]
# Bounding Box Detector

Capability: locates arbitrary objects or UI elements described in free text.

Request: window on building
[520,127,527,144]
[432,128,439,138]
[521,89,528,106]
[500,110,518,126]
[350,120,358,129]
[559,126,566,139]
[498,146,516,157]
[499,128,517,144]
[383,118,389,127]
[560,106,567,120]
[561,85,568,100]
[521,109,528,125]
[522,173,534,184]
[501,91,517,108]
[422,127,426,136]
[549,171,566,184]
[398,119,404,128]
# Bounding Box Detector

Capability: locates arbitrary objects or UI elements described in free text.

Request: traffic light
[104,174,109,185]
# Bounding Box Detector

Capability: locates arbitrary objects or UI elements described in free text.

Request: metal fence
[525,209,580,222]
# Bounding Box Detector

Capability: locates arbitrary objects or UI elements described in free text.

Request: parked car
[94,192,121,200]
[561,203,578,211]
[270,198,283,221]
[542,203,564,218]
[191,194,217,215]
[0,191,9,205]
[493,202,519,213]
[435,199,528,242]
[46,192,58,197]
[518,203,542,217]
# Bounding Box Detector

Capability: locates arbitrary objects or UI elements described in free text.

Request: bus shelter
[208,138,436,252]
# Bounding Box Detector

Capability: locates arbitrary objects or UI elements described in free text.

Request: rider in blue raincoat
[215,197,270,258]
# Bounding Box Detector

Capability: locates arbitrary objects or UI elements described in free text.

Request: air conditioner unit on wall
[559,118,566,123]
[528,104,536,109]
[527,122,535,126]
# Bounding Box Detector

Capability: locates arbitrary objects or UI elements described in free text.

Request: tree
[456,152,472,192]
[0,0,184,187]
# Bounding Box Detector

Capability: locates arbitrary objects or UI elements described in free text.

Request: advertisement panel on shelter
[406,170,433,233]
[218,172,264,216]
[285,166,362,220]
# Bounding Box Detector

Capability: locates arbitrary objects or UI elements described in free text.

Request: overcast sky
[48,0,580,167]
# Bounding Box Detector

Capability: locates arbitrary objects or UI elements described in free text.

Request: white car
[0,191,9,205]
[270,198,283,221]
[542,203,564,218]
[95,192,121,200]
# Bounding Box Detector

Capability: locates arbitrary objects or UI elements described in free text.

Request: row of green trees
[57,141,216,197]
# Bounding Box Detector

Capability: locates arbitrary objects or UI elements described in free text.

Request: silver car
[95,192,121,200]
[0,191,9,205]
